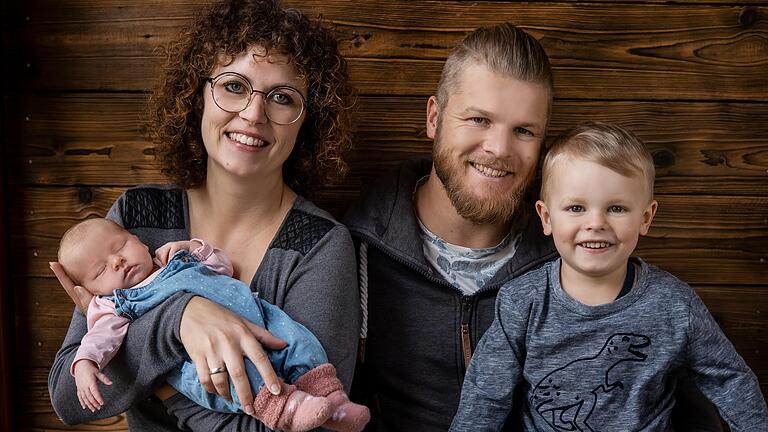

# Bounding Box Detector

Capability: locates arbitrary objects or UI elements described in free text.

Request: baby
[57,217,369,432]
[450,122,768,431]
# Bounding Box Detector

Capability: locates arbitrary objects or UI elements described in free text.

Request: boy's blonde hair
[541,121,655,200]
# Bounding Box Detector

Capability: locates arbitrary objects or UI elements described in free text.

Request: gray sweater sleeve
[686,292,768,431]
[450,282,530,431]
[47,293,195,424]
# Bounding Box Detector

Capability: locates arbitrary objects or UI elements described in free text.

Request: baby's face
[68,222,154,295]
[536,156,657,284]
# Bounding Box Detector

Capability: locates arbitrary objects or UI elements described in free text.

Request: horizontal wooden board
[17,274,768,377]
[7,186,767,285]
[7,94,768,195]
[7,2,767,99]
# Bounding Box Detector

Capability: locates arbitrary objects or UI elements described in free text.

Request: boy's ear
[426,96,440,140]
[535,200,552,236]
[639,200,658,236]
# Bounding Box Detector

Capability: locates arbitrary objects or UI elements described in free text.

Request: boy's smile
[536,157,657,301]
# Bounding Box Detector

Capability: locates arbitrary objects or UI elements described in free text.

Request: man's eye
[468,117,489,126]
[515,127,534,137]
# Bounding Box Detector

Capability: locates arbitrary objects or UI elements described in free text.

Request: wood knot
[739,7,759,29]
[77,187,94,203]
[652,148,675,169]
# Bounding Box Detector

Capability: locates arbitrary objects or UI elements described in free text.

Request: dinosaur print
[530,333,651,431]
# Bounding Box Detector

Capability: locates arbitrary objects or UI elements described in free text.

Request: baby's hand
[73,360,112,412]
[155,240,202,266]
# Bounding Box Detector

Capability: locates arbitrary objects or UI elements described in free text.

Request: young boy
[57,217,369,432]
[449,122,768,431]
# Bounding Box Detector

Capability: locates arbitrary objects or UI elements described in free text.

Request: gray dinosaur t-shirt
[450,258,768,431]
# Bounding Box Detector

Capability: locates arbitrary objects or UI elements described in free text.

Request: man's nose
[482,128,514,159]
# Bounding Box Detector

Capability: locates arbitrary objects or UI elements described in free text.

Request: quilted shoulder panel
[271,209,335,256]
[123,188,185,230]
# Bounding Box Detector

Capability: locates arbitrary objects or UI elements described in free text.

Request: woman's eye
[223,81,247,94]
[270,92,292,105]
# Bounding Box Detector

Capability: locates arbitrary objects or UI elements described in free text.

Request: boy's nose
[585,212,607,230]
[111,255,125,271]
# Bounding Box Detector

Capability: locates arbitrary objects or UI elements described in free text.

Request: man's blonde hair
[435,22,554,119]
[541,121,656,201]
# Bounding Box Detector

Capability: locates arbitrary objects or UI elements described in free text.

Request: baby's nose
[112,255,125,271]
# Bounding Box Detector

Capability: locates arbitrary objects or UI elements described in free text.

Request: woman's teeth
[228,132,267,147]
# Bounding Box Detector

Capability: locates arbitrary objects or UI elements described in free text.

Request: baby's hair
[58,218,125,283]
[540,121,655,201]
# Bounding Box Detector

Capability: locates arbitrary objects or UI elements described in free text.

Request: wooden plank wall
[2,0,767,430]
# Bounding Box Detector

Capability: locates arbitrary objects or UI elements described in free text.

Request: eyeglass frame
[204,72,307,125]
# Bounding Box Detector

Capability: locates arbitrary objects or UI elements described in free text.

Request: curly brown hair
[148,0,353,197]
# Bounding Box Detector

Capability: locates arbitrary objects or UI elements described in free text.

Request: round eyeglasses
[205,72,306,125]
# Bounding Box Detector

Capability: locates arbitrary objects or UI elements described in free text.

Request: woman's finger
[240,328,281,396]
[220,349,253,409]
[190,352,216,394]
[208,357,233,401]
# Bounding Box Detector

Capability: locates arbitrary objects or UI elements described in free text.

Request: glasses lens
[265,87,304,124]
[211,74,251,113]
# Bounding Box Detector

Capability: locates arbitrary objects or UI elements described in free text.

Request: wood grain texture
[3,0,767,430]
[8,94,768,195]
[7,2,767,99]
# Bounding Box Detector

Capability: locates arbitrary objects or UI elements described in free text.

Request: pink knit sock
[251,381,333,432]
[293,363,371,432]
[323,389,371,432]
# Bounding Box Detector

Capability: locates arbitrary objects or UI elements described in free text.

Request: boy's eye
[567,205,584,213]
[608,205,626,213]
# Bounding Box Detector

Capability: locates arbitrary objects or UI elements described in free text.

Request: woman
[48,0,359,430]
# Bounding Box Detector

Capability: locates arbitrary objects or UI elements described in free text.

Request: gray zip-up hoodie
[343,156,558,431]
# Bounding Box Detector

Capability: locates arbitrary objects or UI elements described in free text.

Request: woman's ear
[535,200,552,236]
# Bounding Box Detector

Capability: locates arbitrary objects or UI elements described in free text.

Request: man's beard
[432,124,533,225]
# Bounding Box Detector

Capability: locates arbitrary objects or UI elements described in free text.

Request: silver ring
[209,366,227,375]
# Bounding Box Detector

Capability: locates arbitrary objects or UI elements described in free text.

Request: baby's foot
[277,389,333,432]
[322,389,371,432]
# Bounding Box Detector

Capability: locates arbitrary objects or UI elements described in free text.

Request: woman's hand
[50,262,94,314]
[180,297,287,416]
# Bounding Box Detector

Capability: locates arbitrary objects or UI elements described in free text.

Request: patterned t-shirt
[418,217,520,295]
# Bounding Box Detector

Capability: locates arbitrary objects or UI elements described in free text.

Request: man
[344,22,722,431]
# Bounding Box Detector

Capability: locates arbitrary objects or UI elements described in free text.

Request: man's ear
[426,96,440,140]
[639,200,658,236]
[535,200,552,236]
